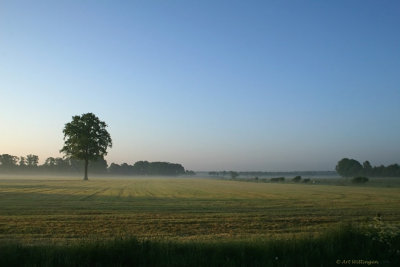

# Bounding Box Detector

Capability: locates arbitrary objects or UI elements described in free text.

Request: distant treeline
[0,154,194,176]
[108,161,194,176]
[208,171,337,177]
[336,158,400,177]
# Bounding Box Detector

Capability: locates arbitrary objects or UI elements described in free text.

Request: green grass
[1,176,400,243]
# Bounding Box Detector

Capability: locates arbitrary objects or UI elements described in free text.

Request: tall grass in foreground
[1,224,399,267]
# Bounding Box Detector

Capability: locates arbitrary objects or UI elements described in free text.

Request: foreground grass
[1,224,399,266]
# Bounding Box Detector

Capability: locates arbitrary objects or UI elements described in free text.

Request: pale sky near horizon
[1,0,399,171]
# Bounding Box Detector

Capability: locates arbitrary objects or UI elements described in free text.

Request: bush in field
[303,178,310,183]
[352,177,369,184]
[271,177,285,182]
[292,176,302,182]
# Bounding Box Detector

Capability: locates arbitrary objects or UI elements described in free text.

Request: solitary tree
[60,113,112,180]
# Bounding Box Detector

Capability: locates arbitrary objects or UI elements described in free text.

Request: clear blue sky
[1,0,399,171]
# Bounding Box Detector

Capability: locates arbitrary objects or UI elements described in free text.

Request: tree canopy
[0,154,18,170]
[335,158,363,177]
[60,113,112,180]
[336,158,400,177]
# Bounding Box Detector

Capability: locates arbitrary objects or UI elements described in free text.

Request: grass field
[1,175,400,244]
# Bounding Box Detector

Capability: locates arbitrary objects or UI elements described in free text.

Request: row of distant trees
[0,154,193,176]
[336,158,400,177]
[109,161,195,176]
[208,171,239,178]
[209,171,336,177]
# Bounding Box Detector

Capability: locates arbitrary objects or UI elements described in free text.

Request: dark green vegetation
[61,113,113,180]
[1,224,399,266]
[292,176,302,182]
[270,177,285,182]
[352,176,369,184]
[336,158,400,177]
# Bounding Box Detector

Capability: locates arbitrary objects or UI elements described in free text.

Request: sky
[1,0,399,171]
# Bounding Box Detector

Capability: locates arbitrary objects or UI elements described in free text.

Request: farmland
[1,176,400,244]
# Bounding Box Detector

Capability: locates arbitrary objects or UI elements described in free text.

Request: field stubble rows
[0,176,399,244]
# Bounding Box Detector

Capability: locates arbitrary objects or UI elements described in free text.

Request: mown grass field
[1,175,400,244]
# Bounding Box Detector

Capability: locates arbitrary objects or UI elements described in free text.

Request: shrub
[352,177,369,184]
[271,177,285,182]
[303,178,310,183]
[292,176,302,182]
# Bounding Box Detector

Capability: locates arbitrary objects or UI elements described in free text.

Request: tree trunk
[84,159,89,181]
